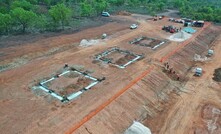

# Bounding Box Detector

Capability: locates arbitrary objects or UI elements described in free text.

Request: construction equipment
[184,22,192,27]
[169,18,175,21]
[193,21,204,27]
[208,49,214,56]
[175,19,184,23]
[162,25,178,33]
[102,33,107,39]
[153,17,157,21]
[195,67,203,76]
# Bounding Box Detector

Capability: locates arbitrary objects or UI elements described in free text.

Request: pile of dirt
[117,11,131,16]
[168,31,192,42]
[213,68,221,82]
[80,39,100,47]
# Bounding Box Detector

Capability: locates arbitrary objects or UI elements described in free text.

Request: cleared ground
[0,13,220,134]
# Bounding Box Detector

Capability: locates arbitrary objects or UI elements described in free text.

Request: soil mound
[80,39,100,47]
[168,31,192,42]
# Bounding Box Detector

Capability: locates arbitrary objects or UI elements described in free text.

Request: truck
[193,21,204,27]
[195,67,203,76]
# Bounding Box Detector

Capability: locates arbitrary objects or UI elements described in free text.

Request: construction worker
[64,63,68,68]
[166,64,169,70]
[177,76,180,81]
[169,68,173,73]
[56,73,60,78]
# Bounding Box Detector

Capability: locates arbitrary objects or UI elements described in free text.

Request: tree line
[0,0,220,35]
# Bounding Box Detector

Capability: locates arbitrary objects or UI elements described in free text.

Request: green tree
[0,13,12,34]
[11,0,34,11]
[128,0,141,7]
[34,14,48,31]
[94,0,108,14]
[49,3,72,29]
[80,2,94,16]
[157,2,165,11]
[108,0,125,6]
[11,7,37,33]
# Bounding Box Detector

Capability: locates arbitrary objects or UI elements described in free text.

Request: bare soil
[115,54,137,65]
[60,77,92,96]
[149,40,163,48]
[133,37,163,48]
[139,39,152,44]
[0,14,220,134]
[47,75,92,96]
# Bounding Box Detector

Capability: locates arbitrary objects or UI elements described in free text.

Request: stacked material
[194,54,210,62]
[124,121,152,134]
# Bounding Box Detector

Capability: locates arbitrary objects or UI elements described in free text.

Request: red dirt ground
[47,75,92,96]
[0,14,220,134]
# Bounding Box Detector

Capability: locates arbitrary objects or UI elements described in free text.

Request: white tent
[124,121,152,134]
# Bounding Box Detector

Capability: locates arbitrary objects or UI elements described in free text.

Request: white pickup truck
[130,24,138,29]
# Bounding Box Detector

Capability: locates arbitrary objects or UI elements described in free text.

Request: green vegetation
[0,0,220,35]
[49,3,72,29]
[173,0,221,22]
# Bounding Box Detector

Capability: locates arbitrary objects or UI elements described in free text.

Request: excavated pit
[33,68,104,102]
[166,25,221,79]
[142,25,221,133]
[130,36,166,49]
[81,68,182,134]
[94,47,143,69]
[48,76,93,96]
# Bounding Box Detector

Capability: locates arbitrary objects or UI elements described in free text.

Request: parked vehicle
[101,12,110,17]
[162,25,178,33]
[169,18,175,21]
[195,68,203,76]
[175,19,184,23]
[193,21,204,27]
[130,24,138,29]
